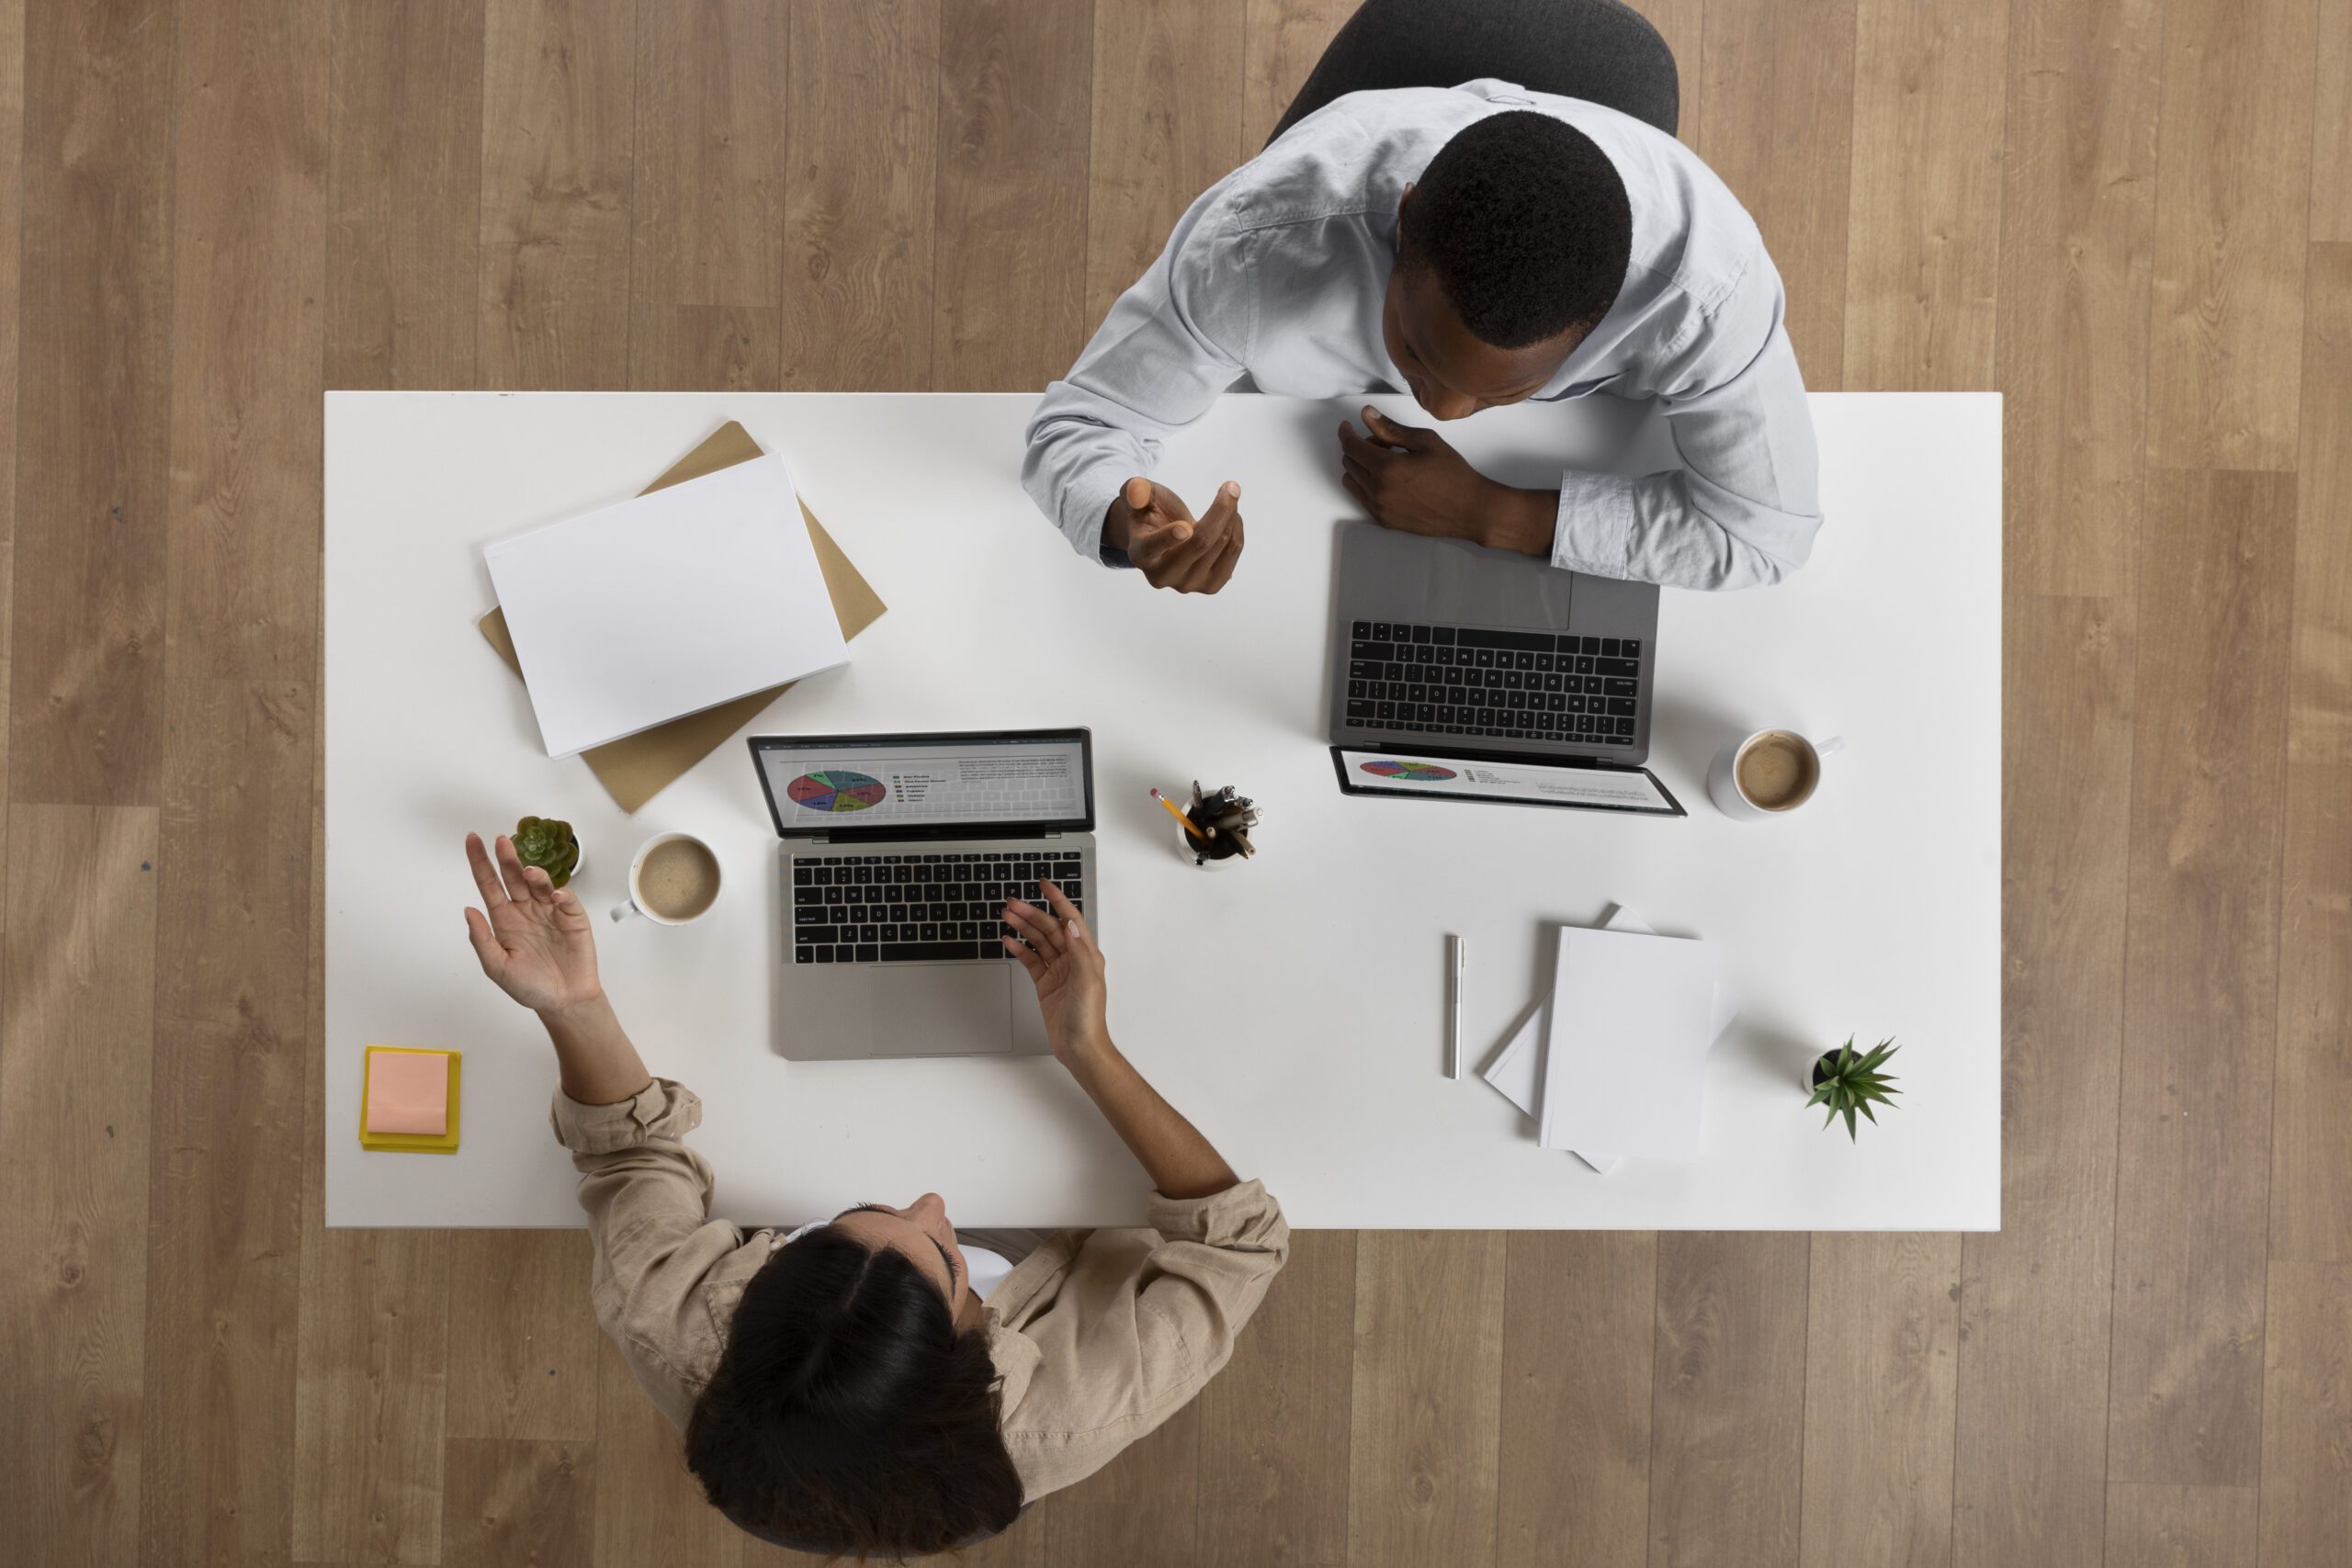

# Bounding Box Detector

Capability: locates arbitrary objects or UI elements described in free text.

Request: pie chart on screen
[1360,760,1456,782]
[787,770,888,813]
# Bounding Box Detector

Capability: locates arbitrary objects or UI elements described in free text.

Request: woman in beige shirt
[460,832,1288,1557]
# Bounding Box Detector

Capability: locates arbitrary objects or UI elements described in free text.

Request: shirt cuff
[1064,467,1134,569]
[1144,1178,1288,1251]
[1551,468,1640,579]
[548,1077,702,1156]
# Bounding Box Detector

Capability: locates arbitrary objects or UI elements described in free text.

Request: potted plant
[1805,1036,1900,1140]
[512,815,582,888]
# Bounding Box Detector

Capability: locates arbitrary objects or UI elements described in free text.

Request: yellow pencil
[1151,788,1208,840]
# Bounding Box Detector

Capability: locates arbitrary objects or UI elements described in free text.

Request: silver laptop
[750,728,1096,1059]
[1328,525,1683,817]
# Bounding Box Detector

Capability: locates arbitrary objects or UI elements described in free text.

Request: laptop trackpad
[875,966,1012,1056]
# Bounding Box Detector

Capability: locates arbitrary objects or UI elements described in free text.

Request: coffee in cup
[610,832,722,924]
[1707,730,1844,820]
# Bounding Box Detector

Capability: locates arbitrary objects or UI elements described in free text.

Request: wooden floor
[0,0,2345,1563]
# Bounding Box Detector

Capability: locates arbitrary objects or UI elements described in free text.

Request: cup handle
[1815,734,1847,760]
[608,899,642,924]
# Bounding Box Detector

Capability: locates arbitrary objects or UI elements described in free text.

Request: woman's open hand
[464,831,602,1015]
[1002,879,1110,1066]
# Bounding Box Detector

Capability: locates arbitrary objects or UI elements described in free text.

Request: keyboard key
[1580,636,1601,655]
[814,946,835,964]
[794,948,814,964]
[1623,638,1641,657]
[856,944,879,963]
[1472,648,1495,669]
[1596,657,1639,677]
[1410,624,1431,643]
[1604,678,1636,696]
[1455,627,1555,652]
[1352,620,1370,638]
[1372,621,1391,641]
[1432,626,1456,645]
[879,940,978,964]
[1615,716,1636,735]
[1346,700,1374,719]
[792,867,813,886]
[1607,698,1637,716]
[1601,637,1621,657]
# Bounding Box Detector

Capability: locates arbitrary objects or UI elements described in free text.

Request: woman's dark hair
[1397,110,1634,349]
[685,1225,1023,1559]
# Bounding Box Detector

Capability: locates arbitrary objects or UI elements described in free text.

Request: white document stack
[1484,908,1737,1171]
[484,454,849,757]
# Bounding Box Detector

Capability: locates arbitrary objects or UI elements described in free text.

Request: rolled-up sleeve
[1550,251,1823,591]
[1022,184,1258,564]
[998,1179,1289,1495]
[550,1080,729,1369]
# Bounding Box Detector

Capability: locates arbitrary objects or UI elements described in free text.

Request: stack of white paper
[484,454,849,757]
[1484,908,1736,1171]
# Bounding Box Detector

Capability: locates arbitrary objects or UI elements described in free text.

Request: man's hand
[1338,407,1553,556]
[464,831,603,1015]
[1001,879,1111,1066]
[1104,475,1245,593]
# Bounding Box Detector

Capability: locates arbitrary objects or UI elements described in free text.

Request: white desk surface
[324,390,2000,1231]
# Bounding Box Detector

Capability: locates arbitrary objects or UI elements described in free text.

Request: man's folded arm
[1023,187,1257,563]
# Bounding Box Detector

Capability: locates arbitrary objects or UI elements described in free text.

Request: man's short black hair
[686,1227,1023,1556]
[1396,110,1634,349]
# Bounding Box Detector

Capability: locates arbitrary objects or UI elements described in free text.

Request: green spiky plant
[1805,1036,1901,1140]
[512,816,581,889]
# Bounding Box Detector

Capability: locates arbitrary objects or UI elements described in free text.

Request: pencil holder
[1176,781,1261,869]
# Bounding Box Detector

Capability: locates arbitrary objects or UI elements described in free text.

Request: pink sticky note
[366,1052,450,1135]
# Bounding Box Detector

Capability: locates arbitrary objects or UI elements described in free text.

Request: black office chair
[1267,0,1679,147]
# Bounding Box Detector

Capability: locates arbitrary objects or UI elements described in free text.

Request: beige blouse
[552,1077,1290,1502]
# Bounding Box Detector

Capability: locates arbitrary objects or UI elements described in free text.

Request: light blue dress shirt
[1022,81,1822,591]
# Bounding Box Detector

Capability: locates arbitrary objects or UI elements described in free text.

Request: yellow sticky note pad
[358,1046,462,1154]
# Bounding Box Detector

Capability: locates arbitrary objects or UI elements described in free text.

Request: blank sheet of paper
[1537,925,1717,1160]
[484,454,849,756]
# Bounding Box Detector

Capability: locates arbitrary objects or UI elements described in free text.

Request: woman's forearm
[537,991,655,1106]
[1066,1037,1238,1200]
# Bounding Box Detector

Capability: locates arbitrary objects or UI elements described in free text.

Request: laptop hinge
[808,827,1067,846]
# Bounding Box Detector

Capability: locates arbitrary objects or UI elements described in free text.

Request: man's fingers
[1337,420,1374,459]
[1204,523,1245,592]
[1129,511,1197,565]
[1342,470,1374,514]
[1123,475,1155,516]
[466,832,511,909]
[1363,406,1431,450]
[1196,479,1241,531]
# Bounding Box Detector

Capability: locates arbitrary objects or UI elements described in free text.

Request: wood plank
[1240,0,1352,151]
[1646,1234,1808,1568]
[292,1229,452,1564]
[1495,1233,1656,1568]
[1085,0,1244,332]
[2144,0,2315,469]
[1627,0,1703,146]
[2105,1483,2258,1568]
[627,303,781,391]
[446,1231,600,1441]
[628,0,785,311]
[1842,0,2006,390]
[2316,0,2352,241]
[1694,0,1857,390]
[2271,242,2352,1263]
[480,0,637,390]
[9,0,175,804]
[443,1438,596,1568]
[166,0,326,683]
[1347,1232,1507,1568]
[139,681,315,1568]
[1042,1398,1202,1563]
[780,0,939,390]
[591,1331,741,1567]
[932,0,1093,392]
[0,807,160,1567]
[2258,1261,2352,1566]
[1951,594,2135,1568]
[0,0,23,840]
[2107,469,2296,1485]
[326,0,485,389]
[1195,1229,1355,1568]
[1798,1234,1960,1568]
[1995,0,2162,599]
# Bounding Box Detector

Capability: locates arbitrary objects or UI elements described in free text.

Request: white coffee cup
[609,831,722,924]
[1707,729,1845,820]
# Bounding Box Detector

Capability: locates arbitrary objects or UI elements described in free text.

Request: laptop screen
[1332,746,1683,817]
[752,729,1093,838]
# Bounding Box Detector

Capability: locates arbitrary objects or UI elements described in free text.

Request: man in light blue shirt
[1021,81,1821,594]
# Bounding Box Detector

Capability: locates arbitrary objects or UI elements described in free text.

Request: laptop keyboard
[791,850,1085,965]
[1342,621,1643,747]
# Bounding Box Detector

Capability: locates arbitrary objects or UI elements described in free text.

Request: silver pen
[1447,935,1466,1079]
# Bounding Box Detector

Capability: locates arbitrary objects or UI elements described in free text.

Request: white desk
[324,391,1999,1231]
